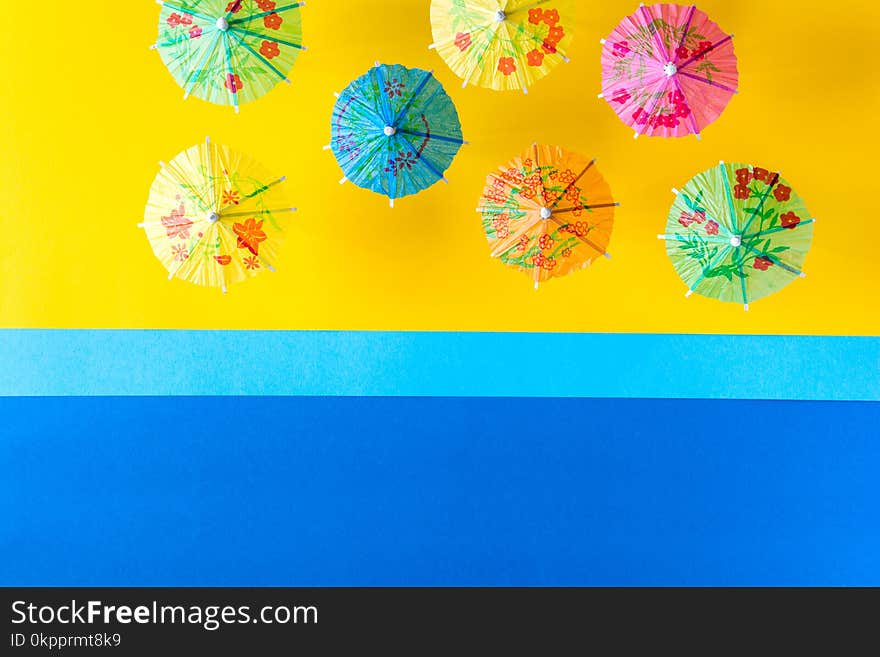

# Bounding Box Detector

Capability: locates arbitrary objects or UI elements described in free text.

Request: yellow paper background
[0,0,877,334]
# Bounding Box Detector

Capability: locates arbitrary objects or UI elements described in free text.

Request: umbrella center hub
[208,212,220,224]
[540,207,552,220]
[495,10,506,22]
[383,125,397,137]
[216,16,229,32]
[730,235,742,247]
[663,62,678,77]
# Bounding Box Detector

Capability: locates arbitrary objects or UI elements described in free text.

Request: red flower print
[705,220,719,235]
[735,168,752,185]
[781,211,801,229]
[233,218,268,256]
[734,184,751,200]
[527,49,544,67]
[558,169,576,185]
[455,32,472,51]
[753,167,771,183]
[214,255,232,266]
[542,190,556,206]
[222,190,240,205]
[519,186,536,200]
[528,8,544,24]
[518,234,530,252]
[547,25,565,44]
[611,88,631,105]
[675,46,689,59]
[167,13,182,27]
[632,107,649,125]
[172,244,189,262]
[533,253,546,268]
[225,1,243,12]
[525,173,542,189]
[543,9,560,26]
[674,102,691,118]
[386,151,417,175]
[542,40,558,54]
[260,40,280,59]
[180,14,192,25]
[693,210,706,224]
[264,12,283,29]
[161,204,192,240]
[774,184,792,202]
[693,41,713,60]
[539,234,554,251]
[543,258,557,271]
[669,90,685,104]
[384,78,405,99]
[612,41,630,57]
[243,255,260,271]
[257,0,277,10]
[562,248,573,258]
[523,158,533,168]
[679,211,695,228]
[498,57,516,76]
[189,25,202,38]
[753,256,774,271]
[225,73,243,93]
[492,214,510,237]
[485,191,504,204]
[572,221,588,237]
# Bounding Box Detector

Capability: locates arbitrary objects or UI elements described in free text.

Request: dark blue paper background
[3,396,878,586]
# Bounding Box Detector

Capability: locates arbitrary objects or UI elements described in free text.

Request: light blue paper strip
[0,330,877,400]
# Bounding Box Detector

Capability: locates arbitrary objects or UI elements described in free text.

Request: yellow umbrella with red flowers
[139,139,296,292]
[430,0,575,93]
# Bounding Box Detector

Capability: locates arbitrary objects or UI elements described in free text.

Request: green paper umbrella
[659,161,814,310]
[153,0,306,112]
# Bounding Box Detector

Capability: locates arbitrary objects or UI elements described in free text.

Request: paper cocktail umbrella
[140,139,295,292]
[478,145,617,288]
[153,0,306,112]
[600,3,738,138]
[430,0,575,93]
[328,63,465,208]
[659,162,814,309]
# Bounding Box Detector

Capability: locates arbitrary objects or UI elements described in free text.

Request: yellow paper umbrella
[430,0,575,93]
[140,139,295,292]
[478,144,617,287]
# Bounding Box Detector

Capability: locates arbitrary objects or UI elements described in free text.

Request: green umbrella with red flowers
[659,161,814,310]
[153,0,306,112]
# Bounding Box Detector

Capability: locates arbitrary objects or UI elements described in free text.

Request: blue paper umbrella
[329,64,465,207]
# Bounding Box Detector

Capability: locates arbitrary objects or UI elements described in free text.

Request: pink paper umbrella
[600,3,738,139]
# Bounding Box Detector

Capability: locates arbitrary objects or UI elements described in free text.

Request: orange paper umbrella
[478,144,617,287]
